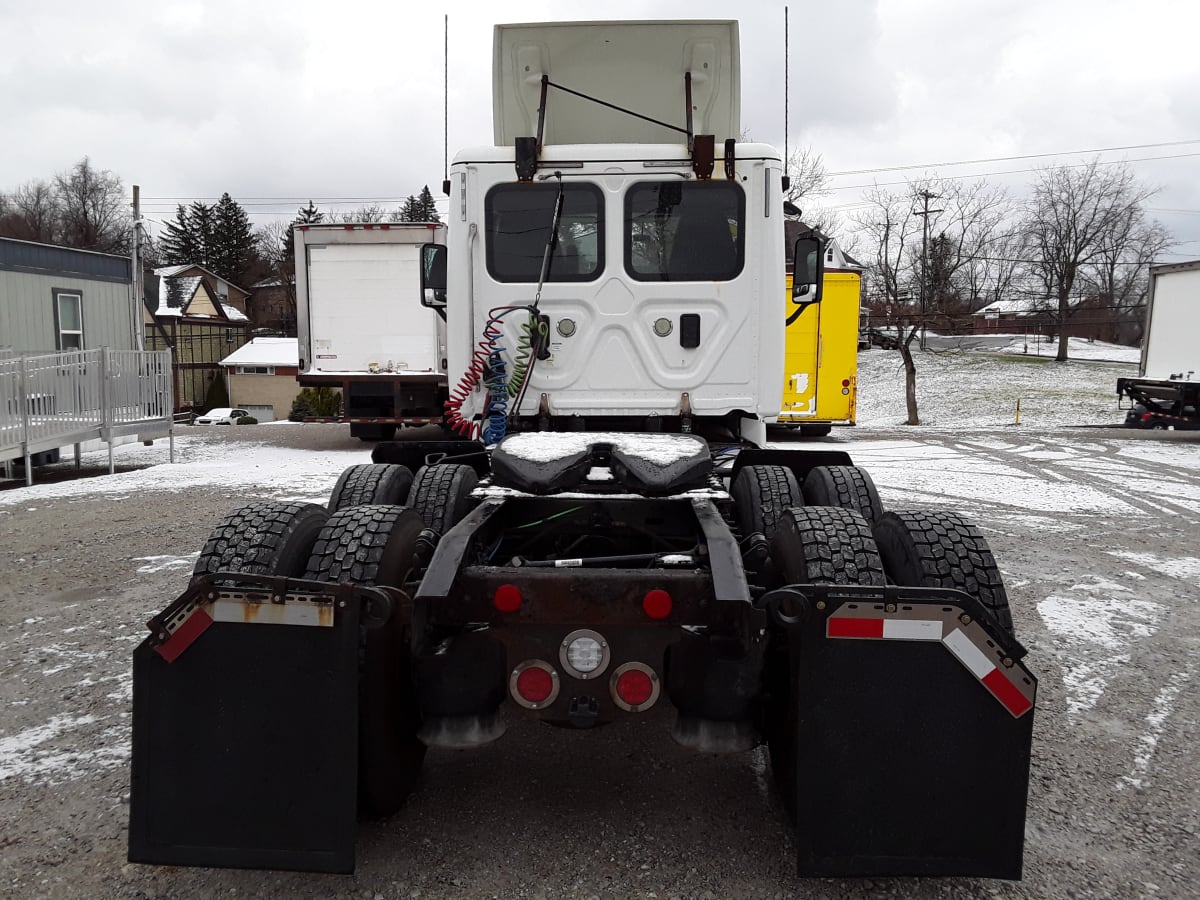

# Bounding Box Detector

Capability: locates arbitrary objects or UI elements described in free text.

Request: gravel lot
[1,423,1197,900]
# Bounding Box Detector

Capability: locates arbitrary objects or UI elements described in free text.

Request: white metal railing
[0,348,175,486]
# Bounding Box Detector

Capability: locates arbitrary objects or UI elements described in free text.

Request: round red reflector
[494,583,522,613]
[842,378,851,387]
[515,666,553,703]
[616,669,654,707]
[643,589,672,620]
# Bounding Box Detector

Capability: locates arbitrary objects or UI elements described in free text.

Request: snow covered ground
[0,336,1142,508]
[0,342,1197,899]
[855,336,1140,429]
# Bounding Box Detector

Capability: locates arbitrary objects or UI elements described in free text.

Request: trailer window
[485,183,603,283]
[625,182,744,281]
[53,290,84,350]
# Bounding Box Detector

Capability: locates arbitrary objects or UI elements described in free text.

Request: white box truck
[294,222,448,440]
[1118,259,1200,429]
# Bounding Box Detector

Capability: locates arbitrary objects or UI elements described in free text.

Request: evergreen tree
[282,200,324,262]
[159,203,205,266]
[159,195,257,285]
[211,193,254,284]
[189,200,216,267]
[397,194,422,222]
[417,184,441,222]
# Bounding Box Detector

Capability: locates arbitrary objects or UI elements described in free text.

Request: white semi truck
[1118,259,1200,429]
[293,222,448,440]
[130,20,1036,881]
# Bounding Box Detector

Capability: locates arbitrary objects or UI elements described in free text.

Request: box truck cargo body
[294,223,448,440]
[1118,260,1200,429]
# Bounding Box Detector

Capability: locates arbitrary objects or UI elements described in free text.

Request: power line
[827,139,1200,178]
[823,152,1200,194]
[132,143,1200,208]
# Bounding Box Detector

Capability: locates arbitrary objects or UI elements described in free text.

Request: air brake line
[447,174,566,440]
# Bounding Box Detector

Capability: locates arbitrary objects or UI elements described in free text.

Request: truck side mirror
[420,243,448,312]
[792,235,824,305]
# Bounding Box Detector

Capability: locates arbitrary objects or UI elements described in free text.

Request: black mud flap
[128,577,375,873]
[774,586,1036,880]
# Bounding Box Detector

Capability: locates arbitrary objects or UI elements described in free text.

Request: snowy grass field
[855,335,1141,430]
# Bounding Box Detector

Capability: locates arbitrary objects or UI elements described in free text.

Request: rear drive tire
[730,464,801,542]
[191,501,328,583]
[765,507,885,818]
[328,463,414,512]
[304,505,427,818]
[408,463,479,534]
[801,465,884,526]
[874,510,1014,638]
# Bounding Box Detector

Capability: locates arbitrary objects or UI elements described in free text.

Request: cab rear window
[485,183,604,283]
[625,182,745,281]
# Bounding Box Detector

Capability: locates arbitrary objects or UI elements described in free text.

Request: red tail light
[642,589,672,620]
[511,660,559,708]
[610,662,661,712]
[616,669,654,705]
[493,583,522,613]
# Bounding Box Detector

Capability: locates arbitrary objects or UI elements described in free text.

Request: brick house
[219,337,300,423]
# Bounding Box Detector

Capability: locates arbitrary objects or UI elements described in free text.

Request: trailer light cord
[444,305,535,440]
[447,175,565,440]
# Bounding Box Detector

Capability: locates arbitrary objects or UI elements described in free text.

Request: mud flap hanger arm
[758,582,1036,719]
[144,574,404,662]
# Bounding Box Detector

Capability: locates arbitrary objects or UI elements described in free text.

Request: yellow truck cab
[778,231,862,436]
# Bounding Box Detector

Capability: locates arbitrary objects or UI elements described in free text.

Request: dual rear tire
[189,462,480,820]
[762,499,1015,820]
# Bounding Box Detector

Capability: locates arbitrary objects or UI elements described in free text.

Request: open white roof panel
[493,20,740,146]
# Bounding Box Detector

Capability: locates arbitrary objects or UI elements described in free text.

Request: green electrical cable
[508,312,549,398]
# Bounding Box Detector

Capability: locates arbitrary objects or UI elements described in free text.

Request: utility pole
[913,189,942,351]
[131,185,145,351]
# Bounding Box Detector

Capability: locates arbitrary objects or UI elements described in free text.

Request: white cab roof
[493,20,740,146]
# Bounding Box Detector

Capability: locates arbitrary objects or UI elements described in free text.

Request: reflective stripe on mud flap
[827,603,1035,718]
[153,601,214,663]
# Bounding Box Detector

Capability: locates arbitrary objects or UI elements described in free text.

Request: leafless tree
[784,146,845,238]
[784,146,830,205]
[957,226,1030,313]
[255,220,298,332]
[1076,212,1172,344]
[852,183,924,423]
[335,205,390,223]
[934,180,1017,314]
[0,179,61,243]
[1025,159,1156,361]
[54,157,130,253]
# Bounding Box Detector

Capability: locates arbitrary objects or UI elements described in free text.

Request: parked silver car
[194,408,249,426]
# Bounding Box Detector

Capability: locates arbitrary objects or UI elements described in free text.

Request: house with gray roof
[145,264,251,412]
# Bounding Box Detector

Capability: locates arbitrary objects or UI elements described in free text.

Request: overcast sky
[2,0,1197,259]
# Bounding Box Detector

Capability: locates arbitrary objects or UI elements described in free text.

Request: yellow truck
[778,240,863,436]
